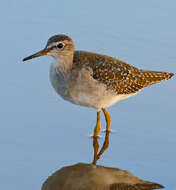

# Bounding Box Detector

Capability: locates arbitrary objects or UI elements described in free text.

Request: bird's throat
[54,55,73,77]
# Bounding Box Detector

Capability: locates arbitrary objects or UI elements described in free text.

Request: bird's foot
[101,129,116,134]
[88,134,103,139]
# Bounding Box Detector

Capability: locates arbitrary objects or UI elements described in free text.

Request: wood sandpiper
[23,34,174,137]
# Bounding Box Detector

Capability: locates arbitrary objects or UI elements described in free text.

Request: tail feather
[141,70,174,87]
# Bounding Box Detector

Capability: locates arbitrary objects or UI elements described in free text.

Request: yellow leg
[96,130,110,162]
[92,136,99,165]
[92,129,110,165]
[102,108,111,132]
[93,111,101,137]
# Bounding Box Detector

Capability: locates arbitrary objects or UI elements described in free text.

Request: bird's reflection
[41,131,164,190]
[92,130,110,165]
[42,163,164,190]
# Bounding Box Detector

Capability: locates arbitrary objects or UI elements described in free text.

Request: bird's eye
[57,42,64,49]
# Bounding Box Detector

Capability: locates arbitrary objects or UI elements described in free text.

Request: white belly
[71,92,136,110]
[50,62,136,110]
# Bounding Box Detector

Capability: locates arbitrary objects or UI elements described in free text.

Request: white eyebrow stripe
[47,42,58,48]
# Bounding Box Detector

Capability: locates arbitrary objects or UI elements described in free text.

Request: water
[0,1,175,189]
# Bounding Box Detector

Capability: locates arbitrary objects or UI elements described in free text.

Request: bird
[23,34,174,137]
[41,163,164,190]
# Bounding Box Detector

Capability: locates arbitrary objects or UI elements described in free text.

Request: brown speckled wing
[73,51,173,95]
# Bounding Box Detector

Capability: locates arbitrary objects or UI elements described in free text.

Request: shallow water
[0,1,176,189]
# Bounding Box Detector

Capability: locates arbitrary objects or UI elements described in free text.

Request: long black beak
[23,48,50,61]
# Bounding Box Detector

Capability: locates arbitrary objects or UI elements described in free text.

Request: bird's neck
[54,54,73,77]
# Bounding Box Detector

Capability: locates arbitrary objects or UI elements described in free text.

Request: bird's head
[23,34,74,62]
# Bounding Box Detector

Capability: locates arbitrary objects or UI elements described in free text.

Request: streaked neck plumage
[54,52,74,78]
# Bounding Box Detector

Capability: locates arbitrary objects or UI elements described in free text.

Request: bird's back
[73,51,174,95]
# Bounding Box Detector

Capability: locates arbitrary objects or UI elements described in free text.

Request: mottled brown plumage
[73,51,173,95]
